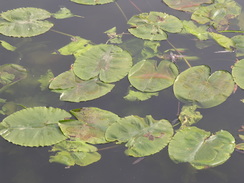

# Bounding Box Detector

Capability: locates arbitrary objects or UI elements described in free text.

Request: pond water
[0,0,244,183]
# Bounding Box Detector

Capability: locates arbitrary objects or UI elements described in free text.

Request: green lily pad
[58,107,120,144]
[0,107,71,147]
[0,40,16,51]
[231,35,244,57]
[105,115,174,157]
[191,0,241,30]
[173,65,234,108]
[209,32,234,50]
[50,140,100,167]
[232,59,244,89]
[70,0,114,5]
[52,7,77,19]
[168,127,235,169]
[0,7,54,37]
[124,89,159,101]
[128,60,179,92]
[73,44,132,83]
[162,0,213,12]
[236,143,244,151]
[49,70,114,102]
[128,12,183,41]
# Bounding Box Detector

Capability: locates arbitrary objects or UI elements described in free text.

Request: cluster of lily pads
[0,0,244,169]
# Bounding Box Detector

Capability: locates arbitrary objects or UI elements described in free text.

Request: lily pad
[124,89,159,101]
[231,35,244,57]
[50,140,100,167]
[73,44,132,83]
[0,40,16,51]
[173,65,234,108]
[128,60,179,92]
[58,107,120,144]
[209,32,234,50]
[168,127,235,169]
[162,0,213,12]
[52,7,78,19]
[128,12,183,41]
[49,70,114,102]
[232,59,244,89]
[0,107,71,147]
[105,115,174,157]
[0,7,54,37]
[70,0,114,5]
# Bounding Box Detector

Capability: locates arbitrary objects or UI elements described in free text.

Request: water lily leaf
[209,32,234,50]
[58,107,120,144]
[128,12,183,41]
[50,140,100,167]
[52,7,77,19]
[0,7,53,37]
[168,127,235,169]
[232,59,244,89]
[124,89,159,101]
[231,35,244,57]
[191,0,241,30]
[70,0,114,5]
[54,36,94,58]
[73,44,132,83]
[104,27,123,44]
[173,65,234,108]
[38,69,54,91]
[178,105,203,127]
[162,0,213,12]
[105,115,174,157]
[0,107,71,147]
[236,143,244,151]
[0,64,28,93]
[0,40,16,51]
[181,20,209,40]
[128,60,179,92]
[49,70,114,102]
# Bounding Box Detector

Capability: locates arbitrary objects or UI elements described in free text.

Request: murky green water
[0,0,244,183]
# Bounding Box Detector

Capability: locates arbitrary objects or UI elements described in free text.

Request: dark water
[0,0,244,183]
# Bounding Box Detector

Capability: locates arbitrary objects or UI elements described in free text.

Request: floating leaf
[162,0,213,12]
[236,143,244,151]
[0,7,53,37]
[0,107,71,147]
[209,32,234,50]
[168,127,235,169]
[53,7,78,19]
[232,59,244,89]
[58,107,120,144]
[38,69,54,91]
[106,115,174,157]
[178,105,203,127]
[173,65,234,108]
[128,60,179,92]
[124,89,159,101]
[181,20,209,40]
[128,12,183,41]
[0,40,16,51]
[231,35,244,57]
[70,0,114,5]
[104,27,123,44]
[191,0,241,30]
[49,70,114,102]
[73,44,132,83]
[50,140,100,167]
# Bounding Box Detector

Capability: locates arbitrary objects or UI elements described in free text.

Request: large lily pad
[105,115,174,157]
[0,7,53,37]
[49,70,114,102]
[0,107,71,147]
[173,65,234,108]
[128,12,183,41]
[73,44,132,83]
[128,60,179,92]
[232,59,244,89]
[162,0,213,12]
[70,0,114,5]
[58,107,120,144]
[168,127,235,169]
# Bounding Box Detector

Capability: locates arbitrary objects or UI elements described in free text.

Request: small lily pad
[49,70,114,102]
[128,12,183,41]
[124,89,159,101]
[173,65,234,108]
[0,40,16,51]
[128,60,179,92]
[70,0,114,5]
[231,35,244,57]
[0,7,53,37]
[168,127,235,169]
[209,32,234,50]
[73,44,132,83]
[105,115,174,157]
[0,107,71,147]
[232,59,244,89]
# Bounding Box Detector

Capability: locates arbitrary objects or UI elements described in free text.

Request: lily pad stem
[50,29,75,38]
[115,2,128,21]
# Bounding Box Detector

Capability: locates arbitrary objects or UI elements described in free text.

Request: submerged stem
[50,29,75,38]
[115,2,128,22]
